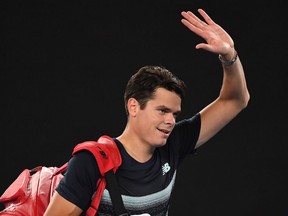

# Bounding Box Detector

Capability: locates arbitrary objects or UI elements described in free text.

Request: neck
[117,132,155,163]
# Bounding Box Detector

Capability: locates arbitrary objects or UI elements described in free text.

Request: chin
[154,139,167,147]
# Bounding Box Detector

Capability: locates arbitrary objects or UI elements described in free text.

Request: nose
[165,113,176,126]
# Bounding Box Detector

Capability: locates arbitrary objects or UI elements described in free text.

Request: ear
[127,98,139,117]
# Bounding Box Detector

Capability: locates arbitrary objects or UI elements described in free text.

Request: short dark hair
[124,65,187,116]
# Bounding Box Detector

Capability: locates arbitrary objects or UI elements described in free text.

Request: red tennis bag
[0,135,121,216]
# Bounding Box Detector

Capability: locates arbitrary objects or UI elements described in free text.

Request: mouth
[157,128,171,135]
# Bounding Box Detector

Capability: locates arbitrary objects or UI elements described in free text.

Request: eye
[173,111,180,118]
[159,109,167,114]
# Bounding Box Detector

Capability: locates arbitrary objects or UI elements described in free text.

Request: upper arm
[195,97,245,148]
[44,191,82,216]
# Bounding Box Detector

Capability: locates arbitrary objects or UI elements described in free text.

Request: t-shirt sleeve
[168,113,201,164]
[55,150,101,211]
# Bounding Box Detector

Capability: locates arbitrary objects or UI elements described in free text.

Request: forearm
[218,50,250,109]
[196,53,250,147]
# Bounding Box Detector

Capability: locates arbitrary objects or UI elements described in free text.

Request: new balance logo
[162,162,171,175]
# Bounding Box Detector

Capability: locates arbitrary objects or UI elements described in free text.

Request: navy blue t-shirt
[56,113,201,215]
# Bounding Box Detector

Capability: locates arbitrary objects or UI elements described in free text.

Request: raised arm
[181,9,250,148]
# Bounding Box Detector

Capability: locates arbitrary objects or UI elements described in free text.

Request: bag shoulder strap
[72,135,128,216]
[72,135,122,174]
[105,169,128,216]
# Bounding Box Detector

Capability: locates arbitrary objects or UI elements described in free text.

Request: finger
[181,11,206,29]
[186,11,207,27]
[181,18,204,37]
[197,8,216,25]
[195,43,208,50]
[195,43,213,52]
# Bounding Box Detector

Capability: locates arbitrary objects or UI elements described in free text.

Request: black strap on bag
[105,169,129,216]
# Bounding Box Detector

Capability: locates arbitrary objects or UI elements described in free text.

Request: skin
[180,9,250,148]
[44,8,250,216]
[118,88,181,163]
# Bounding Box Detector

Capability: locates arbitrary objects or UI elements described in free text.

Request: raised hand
[181,9,235,57]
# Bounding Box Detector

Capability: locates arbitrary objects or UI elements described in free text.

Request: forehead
[148,88,181,110]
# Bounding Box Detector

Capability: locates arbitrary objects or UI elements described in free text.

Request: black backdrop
[1,1,288,215]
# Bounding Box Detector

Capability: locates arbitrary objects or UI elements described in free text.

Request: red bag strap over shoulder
[72,135,122,216]
[72,135,122,175]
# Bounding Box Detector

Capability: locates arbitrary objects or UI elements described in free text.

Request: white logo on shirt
[162,162,171,175]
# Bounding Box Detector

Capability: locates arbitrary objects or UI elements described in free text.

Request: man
[44,8,250,216]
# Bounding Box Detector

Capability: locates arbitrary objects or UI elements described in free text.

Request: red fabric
[0,135,121,216]
[72,135,122,215]
[0,166,63,215]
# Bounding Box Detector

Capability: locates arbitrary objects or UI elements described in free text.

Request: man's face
[133,87,181,147]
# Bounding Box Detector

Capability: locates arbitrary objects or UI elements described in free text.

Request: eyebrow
[156,105,181,115]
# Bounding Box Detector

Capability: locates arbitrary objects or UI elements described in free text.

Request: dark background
[1,1,287,215]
